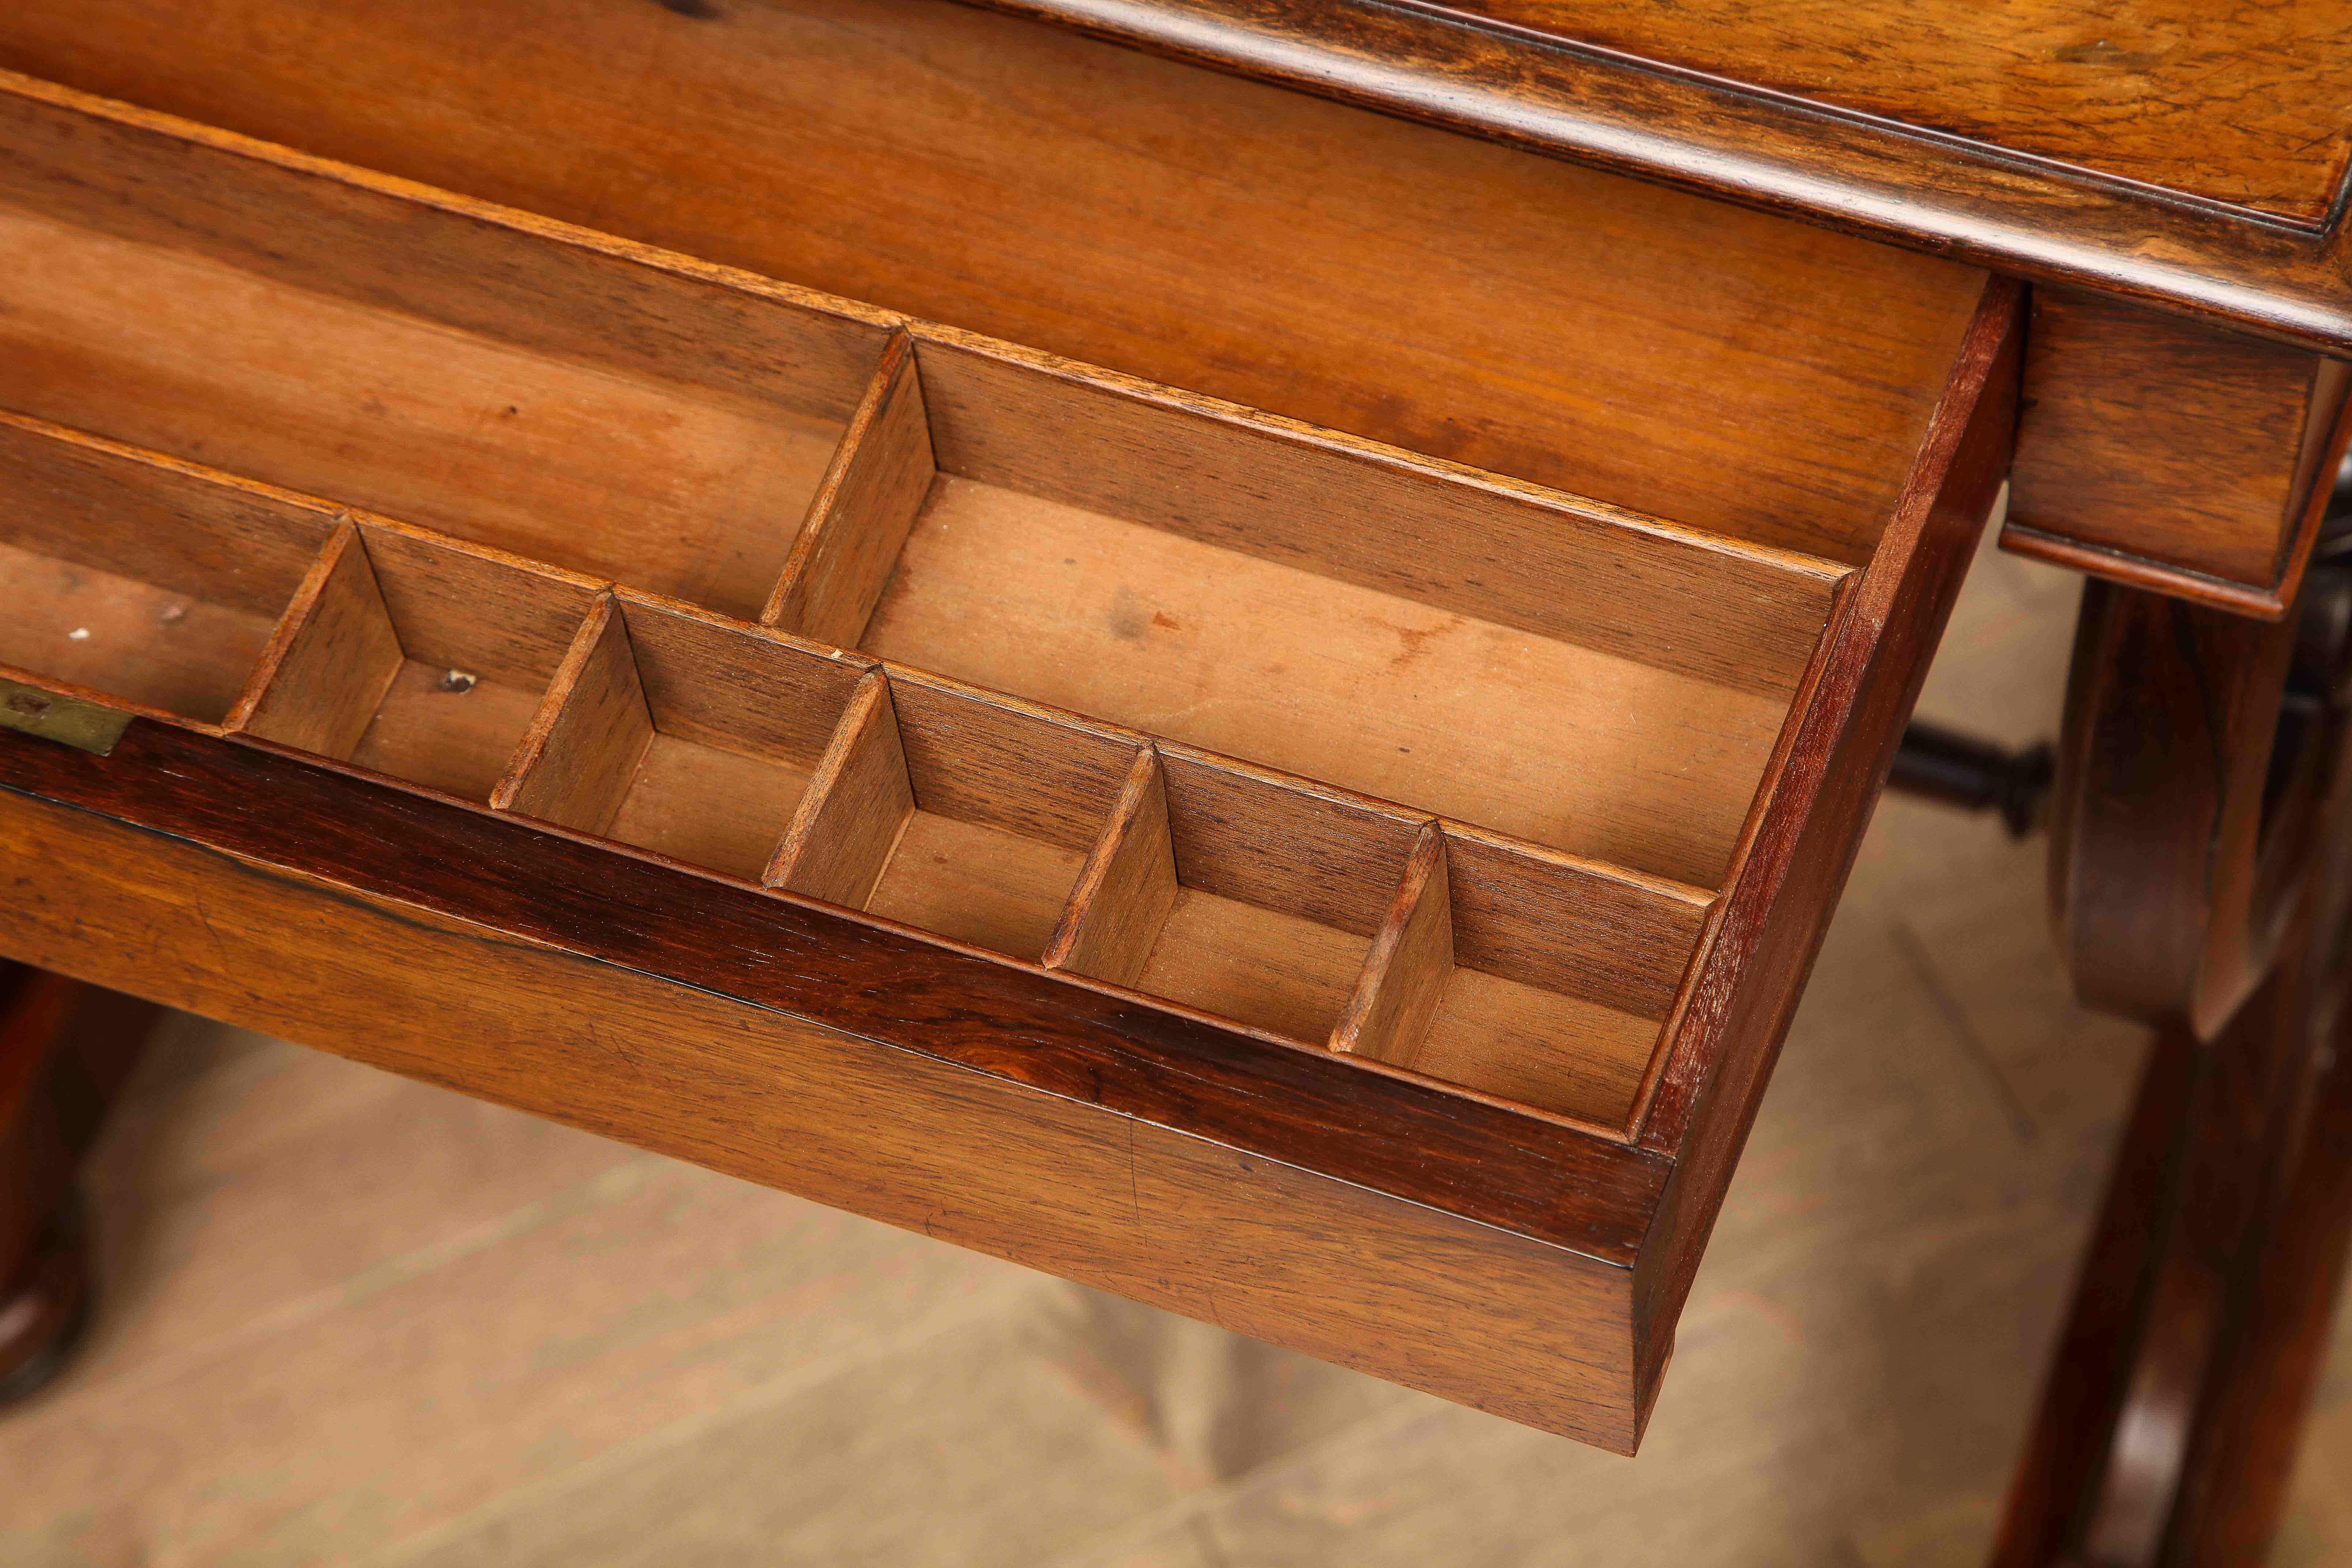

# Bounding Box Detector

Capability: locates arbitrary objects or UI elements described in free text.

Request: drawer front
[0,68,2017,1451]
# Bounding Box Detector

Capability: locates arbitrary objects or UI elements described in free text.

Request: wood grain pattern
[765,671,916,910]
[1042,747,1179,988]
[864,476,1793,889]
[1630,278,2023,1431]
[0,548,279,729]
[229,521,405,761]
[2005,289,2352,615]
[614,592,869,763]
[352,522,600,692]
[0,756,1657,1451]
[0,79,880,622]
[912,330,1846,680]
[0,71,891,417]
[1330,823,1453,1069]
[0,410,331,618]
[1438,0,2352,220]
[492,595,655,835]
[882,668,1138,856]
[0,6,1988,564]
[969,0,2352,352]
[2046,582,2303,1036]
[766,332,937,647]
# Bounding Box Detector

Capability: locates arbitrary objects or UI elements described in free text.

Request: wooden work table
[0,3,2345,1561]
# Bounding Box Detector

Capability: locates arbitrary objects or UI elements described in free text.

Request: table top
[979,0,2352,353]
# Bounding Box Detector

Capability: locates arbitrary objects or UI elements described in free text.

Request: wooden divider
[765,669,915,909]
[764,331,936,648]
[1332,822,1455,1067]
[229,520,403,756]
[1043,747,1180,988]
[492,594,652,831]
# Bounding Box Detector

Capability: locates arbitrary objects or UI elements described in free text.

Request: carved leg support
[0,962,158,1402]
[1994,527,2352,1566]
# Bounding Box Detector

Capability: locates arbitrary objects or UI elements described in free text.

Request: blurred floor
[2,530,2347,1566]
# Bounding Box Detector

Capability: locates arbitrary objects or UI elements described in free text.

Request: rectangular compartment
[0,79,895,623]
[773,669,1141,963]
[0,412,330,723]
[491,593,870,880]
[786,330,1847,891]
[241,521,600,801]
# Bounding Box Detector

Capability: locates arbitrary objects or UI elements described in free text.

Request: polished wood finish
[1998,510,2352,1561]
[0,963,158,1400]
[971,0,2352,354]
[2004,289,2352,618]
[2046,583,2301,1036]
[1635,279,2022,1403]
[1436,0,2352,220]
[0,12,2128,1467]
[0,720,1666,1449]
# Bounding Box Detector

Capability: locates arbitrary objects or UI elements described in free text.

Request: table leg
[0,962,159,1403]
[1992,526,2352,1565]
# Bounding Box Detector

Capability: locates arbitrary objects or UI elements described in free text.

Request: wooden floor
[5,529,2348,1565]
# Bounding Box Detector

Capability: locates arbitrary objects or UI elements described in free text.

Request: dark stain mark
[1151,611,1182,631]
[657,0,721,16]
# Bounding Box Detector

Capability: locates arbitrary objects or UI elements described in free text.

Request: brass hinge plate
[0,678,132,756]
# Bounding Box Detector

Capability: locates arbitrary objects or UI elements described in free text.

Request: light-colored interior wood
[767,332,937,647]
[607,736,818,883]
[1332,824,1456,1068]
[238,522,600,802]
[771,669,1135,962]
[1044,749,1182,989]
[914,334,1846,700]
[350,662,546,803]
[0,540,278,724]
[1137,892,1374,1045]
[866,812,1089,964]
[0,6,1993,565]
[766,670,917,910]
[0,204,863,622]
[493,596,656,833]
[568,597,869,879]
[866,476,1791,888]
[232,521,405,757]
[0,411,329,723]
[1415,972,1663,1127]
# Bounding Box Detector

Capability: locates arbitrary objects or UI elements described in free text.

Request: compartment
[241,521,600,801]
[0,412,330,723]
[491,593,869,880]
[0,77,894,621]
[1348,825,1710,1127]
[786,332,1848,891]
[1046,747,1709,1125]
[1047,748,1422,1043]
[768,668,1140,963]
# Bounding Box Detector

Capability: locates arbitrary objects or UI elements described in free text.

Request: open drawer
[0,70,2018,1452]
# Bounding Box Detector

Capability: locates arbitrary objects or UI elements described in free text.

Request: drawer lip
[0,711,1671,1270]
